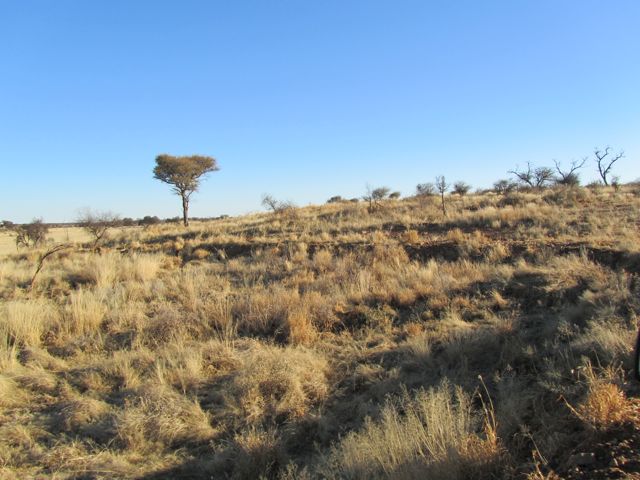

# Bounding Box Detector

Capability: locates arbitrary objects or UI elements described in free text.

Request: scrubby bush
[77,209,120,248]
[139,215,161,227]
[13,218,49,248]
[262,194,298,215]
[493,179,517,195]
[452,181,472,196]
[416,183,436,196]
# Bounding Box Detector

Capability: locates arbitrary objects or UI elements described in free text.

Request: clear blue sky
[1,1,639,223]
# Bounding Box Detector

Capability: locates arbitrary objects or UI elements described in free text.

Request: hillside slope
[1,186,640,479]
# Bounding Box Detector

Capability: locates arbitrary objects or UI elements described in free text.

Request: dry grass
[0,299,58,347]
[116,383,215,452]
[320,382,503,479]
[570,363,635,431]
[0,186,639,478]
[62,289,107,337]
[228,343,330,425]
[0,226,93,257]
[576,383,632,430]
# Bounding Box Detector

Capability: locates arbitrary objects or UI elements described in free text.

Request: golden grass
[0,374,26,410]
[0,227,93,257]
[320,382,503,480]
[568,363,635,431]
[62,289,107,337]
[0,186,638,478]
[0,299,58,348]
[577,383,632,430]
[116,383,215,452]
[229,343,330,424]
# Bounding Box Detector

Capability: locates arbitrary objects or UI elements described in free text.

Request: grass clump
[320,382,504,480]
[116,383,215,452]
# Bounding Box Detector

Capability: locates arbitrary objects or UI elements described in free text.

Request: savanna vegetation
[1,179,640,479]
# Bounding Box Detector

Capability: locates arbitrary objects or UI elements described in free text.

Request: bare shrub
[553,158,586,186]
[509,162,554,189]
[12,218,49,248]
[77,209,120,248]
[262,194,297,216]
[594,146,624,186]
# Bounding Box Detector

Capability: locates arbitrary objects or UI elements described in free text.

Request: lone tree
[153,154,219,227]
[261,194,280,213]
[435,175,449,217]
[594,146,624,186]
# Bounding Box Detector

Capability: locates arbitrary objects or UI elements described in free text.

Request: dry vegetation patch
[1,186,640,478]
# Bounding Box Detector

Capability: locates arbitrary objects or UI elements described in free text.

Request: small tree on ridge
[509,162,554,189]
[153,154,219,227]
[594,146,624,186]
[435,175,449,217]
[553,158,586,187]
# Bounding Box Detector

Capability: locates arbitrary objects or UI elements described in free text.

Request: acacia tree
[553,158,587,186]
[509,162,554,189]
[594,146,624,186]
[153,154,219,227]
[363,185,390,211]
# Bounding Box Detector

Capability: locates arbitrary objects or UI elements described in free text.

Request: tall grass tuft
[0,300,58,348]
[320,382,504,480]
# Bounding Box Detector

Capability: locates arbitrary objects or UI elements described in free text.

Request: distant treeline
[1,215,230,229]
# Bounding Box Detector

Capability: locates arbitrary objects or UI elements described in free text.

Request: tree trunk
[181,194,190,227]
[440,192,447,217]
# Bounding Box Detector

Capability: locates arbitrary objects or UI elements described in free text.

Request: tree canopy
[153,154,219,227]
[153,155,219,195]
